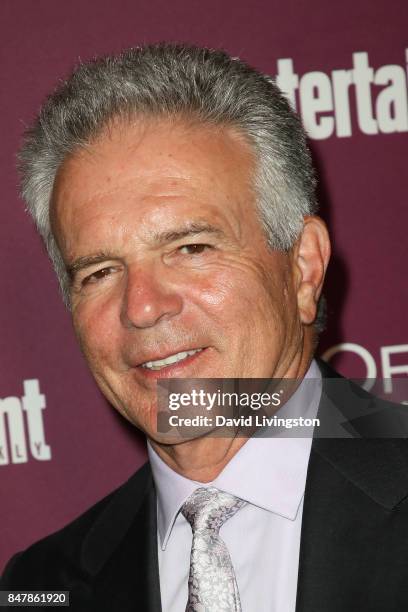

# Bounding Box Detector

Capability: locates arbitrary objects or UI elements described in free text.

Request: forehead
[50,117,258,254]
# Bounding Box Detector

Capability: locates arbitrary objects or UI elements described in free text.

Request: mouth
[136,347,208,378]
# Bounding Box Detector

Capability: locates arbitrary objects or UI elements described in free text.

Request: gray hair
[19,43,324,327]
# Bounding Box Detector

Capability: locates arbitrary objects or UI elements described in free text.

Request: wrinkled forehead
[49,116,261,254]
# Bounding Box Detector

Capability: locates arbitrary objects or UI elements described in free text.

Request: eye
[82,266,115,286]
[178,243,211,255]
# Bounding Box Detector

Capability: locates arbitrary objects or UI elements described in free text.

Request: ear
[292,216,331,325]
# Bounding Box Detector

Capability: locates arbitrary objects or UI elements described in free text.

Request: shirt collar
[148,359,322,550]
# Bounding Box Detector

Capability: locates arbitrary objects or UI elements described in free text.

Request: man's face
[51,118,303,441]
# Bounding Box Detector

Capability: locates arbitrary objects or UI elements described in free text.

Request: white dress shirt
[148,360,322,612]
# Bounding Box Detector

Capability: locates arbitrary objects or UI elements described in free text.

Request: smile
[141,348,203,370]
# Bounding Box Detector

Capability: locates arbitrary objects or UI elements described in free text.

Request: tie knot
[181,487,246,534]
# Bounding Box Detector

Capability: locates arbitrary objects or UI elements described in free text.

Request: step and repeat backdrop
[1,0,407,571]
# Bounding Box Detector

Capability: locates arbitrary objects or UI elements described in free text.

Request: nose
[120,263,183,329]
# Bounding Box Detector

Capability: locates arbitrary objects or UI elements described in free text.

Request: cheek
[189,273,238,309]
[73,298,120,366]
[182,269,249,328]
[184,264,285,333]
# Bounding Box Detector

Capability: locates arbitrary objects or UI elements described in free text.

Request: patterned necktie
[181,487,247,612]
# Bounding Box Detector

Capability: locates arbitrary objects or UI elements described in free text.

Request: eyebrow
[66,252,117,280]
[152,221,225,245]
[66,222,225,279]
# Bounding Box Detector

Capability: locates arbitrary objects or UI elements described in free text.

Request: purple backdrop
[1,0,407,571]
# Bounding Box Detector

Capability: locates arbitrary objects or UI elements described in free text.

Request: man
[2,44,408,611]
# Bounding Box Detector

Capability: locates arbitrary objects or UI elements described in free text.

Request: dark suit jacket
[2,362,408,611]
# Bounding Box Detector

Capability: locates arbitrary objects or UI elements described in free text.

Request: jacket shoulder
[1,462,152,589]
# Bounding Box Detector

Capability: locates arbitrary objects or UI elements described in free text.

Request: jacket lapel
[80,462,162,612]
[296,362,408,612]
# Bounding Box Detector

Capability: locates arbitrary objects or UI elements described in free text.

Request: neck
[149,435,249,482]
[150,337,315,482]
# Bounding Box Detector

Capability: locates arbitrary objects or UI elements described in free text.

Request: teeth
[142,348,202,370]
